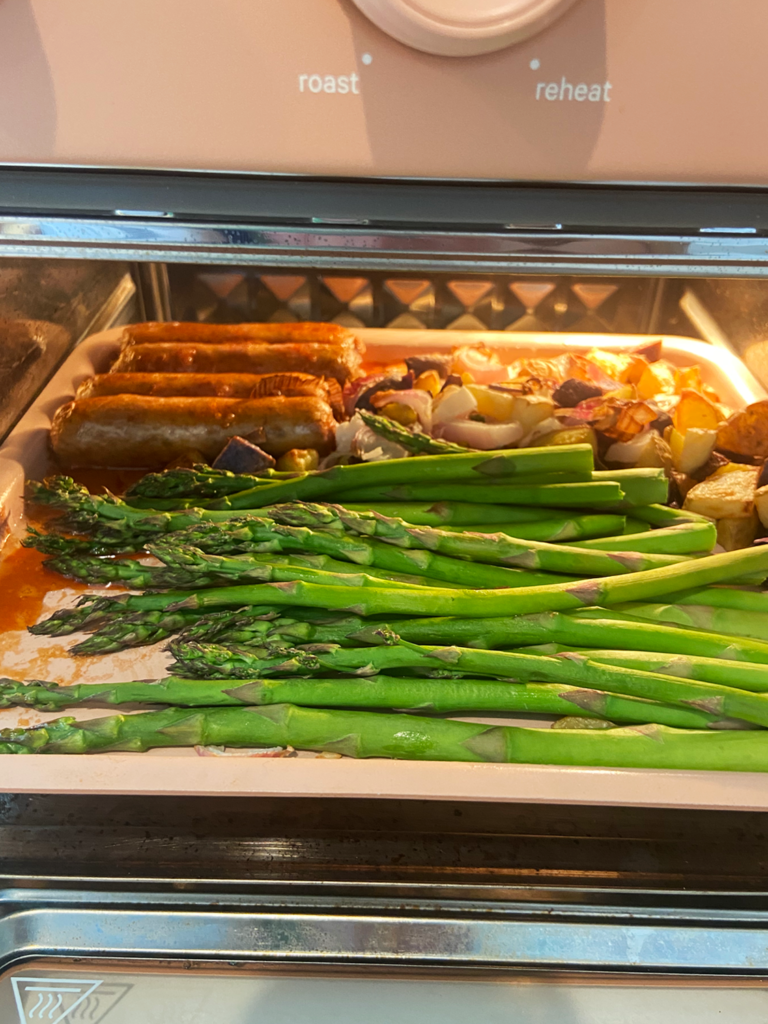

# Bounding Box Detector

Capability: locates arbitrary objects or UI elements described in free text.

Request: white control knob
[351,0,578,56]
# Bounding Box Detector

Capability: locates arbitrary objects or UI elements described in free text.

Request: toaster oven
[4,1,768,1019]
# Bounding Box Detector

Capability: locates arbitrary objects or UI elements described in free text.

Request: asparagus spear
[631,504,713,527]
[7,702,768,768]
[622,518,653,534]
[589,602,768,642]
[532,649,768,693]
[184,608,375,646]
[321,480,624,508]
[357,410,471,454]
[342,502,551,526]
[45,549,439,592]
[204,444,596,510]
[570,521,716,555]
[163,520,579,589]
[36,547,768,647]
[0,674,724,728]
[271,502,688,575]
[326,610,768,664]
[666,588,768,614]
[125,465,295,502]
[165,544,768,619]
[438,514,628,543]
[70,607,233,655]
[168,638,768,729]
[592,468,669,507]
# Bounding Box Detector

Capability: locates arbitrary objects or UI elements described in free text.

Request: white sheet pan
[0,327,766,807]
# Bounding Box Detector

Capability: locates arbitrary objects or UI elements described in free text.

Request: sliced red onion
[605,429,656,464]
[440,419,524,450]
[371,387,433,431]
[335,413,366,456]
[353,425,409,462]
[519,416,561,447]
[452,345,509,384]
[433,386,478,425]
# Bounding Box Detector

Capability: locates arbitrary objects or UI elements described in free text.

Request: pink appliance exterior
[1,0,767,186]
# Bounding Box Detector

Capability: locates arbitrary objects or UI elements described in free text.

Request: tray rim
[1,326,767,805]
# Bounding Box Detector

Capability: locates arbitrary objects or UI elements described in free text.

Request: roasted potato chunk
[683,464,758,520]
[716,400,768,459]
[717,513,759,551]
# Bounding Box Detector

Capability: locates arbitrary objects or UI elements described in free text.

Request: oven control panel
[0,0,764,186]
[349,0,578,56]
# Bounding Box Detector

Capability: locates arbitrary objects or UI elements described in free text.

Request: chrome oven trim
[2,217,768,276]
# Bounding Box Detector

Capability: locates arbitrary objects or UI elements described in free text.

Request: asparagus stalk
[205,444,596,510]
[0,674,725,728]
[592,468,669,507]
[269,503,688,574]
[438,514,627,543]
[164,519,579,589]
[168,638,768,729]
[570,521,716,555]
[631,504,713,527]
[622,518,653,534]
[536,649,768,693]
[591,602,768,642]
[70,607,232,655]
[29,593,278,638]
[165,544,768,619]
[670,588,768,614]
[322,480,624,507]
[30,502,579,589]
[342,502,551,526]
[45,549,440,593]
[125,465,295,502]
[348,611,768,664]
[357,410,471,454]
[184,608,374,646]
[8,702,768,768]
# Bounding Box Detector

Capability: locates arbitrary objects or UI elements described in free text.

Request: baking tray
[0,327,766,807]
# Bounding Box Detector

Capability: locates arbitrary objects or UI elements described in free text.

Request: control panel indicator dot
[529,58,540,70]
[362,52,373,65]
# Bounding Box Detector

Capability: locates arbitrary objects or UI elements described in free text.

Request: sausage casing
[121,321,357,347]
[76,371,344,416]
[111,340,362,384]
[50,394,336,468]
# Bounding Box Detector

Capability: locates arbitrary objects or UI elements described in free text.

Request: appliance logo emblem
[11,977,131,1024]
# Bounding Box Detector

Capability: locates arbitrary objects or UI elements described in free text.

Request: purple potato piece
[212,436,276,473]
[552,378,603,407]
[405,353,453,379]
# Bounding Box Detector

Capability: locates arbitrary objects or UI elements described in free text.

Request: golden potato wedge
[716,401,768,458]
[636,361,676,400]
[674,389,723,433]
[465,384,516,422]
[669,426,717,475]
[716,513,759,551]
[537,425,599,456]
[683,464,758,520]
[674,365,721,403]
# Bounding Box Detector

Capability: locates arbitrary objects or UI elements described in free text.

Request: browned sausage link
[50,395,336,468]
[77,372,345,418]
[111,341,362,385]
[122,321,358,347]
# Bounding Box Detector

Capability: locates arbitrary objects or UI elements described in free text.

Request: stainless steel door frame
[2,216,768,276]
[4,883,768,974]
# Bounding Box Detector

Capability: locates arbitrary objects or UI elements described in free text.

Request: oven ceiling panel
[0,0,764,186]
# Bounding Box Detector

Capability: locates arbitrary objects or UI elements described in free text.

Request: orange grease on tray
[0,545,85,630]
